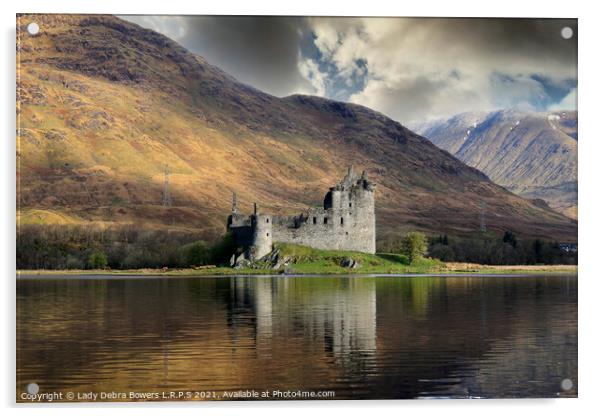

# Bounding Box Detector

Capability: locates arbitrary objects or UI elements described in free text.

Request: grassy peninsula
[18,243,577,277]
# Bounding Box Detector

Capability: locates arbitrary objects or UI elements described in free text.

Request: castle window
[313,217,317,224]
[340,217,344,225]
[266,233,269,237]
[324,217,328,225]
[266,218,269,223]
[349,202,352,208]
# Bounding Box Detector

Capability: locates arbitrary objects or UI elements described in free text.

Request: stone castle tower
[227,167,376,259]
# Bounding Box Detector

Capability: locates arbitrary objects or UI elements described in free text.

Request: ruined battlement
[227,167,376,260]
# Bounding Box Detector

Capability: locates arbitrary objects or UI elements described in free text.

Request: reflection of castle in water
[17,276,577,399]
[228,277,376,358]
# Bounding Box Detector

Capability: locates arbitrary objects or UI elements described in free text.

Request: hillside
[16,14,577,243]
[412,110,578,219]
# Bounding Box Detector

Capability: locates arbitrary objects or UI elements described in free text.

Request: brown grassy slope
[16,14,577,242]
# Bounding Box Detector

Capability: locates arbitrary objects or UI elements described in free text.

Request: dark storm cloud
[122,15,313,96]
[435,18,577,64]
[120,15,577,122]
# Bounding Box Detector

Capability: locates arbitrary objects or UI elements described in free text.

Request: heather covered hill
[412,110,578,219]
[17,14,576,243]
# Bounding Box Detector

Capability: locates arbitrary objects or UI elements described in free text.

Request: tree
[533,239,544,263]
[503,230,517,248]
[185,241,210,266]
[401,232,428,263]
[209,232,237,265]
[66,255,84,270]
[435,234,449,245]
[429,243,455,262]
[87,251,108,269]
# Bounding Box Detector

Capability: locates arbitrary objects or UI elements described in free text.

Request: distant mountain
[411,110,578,219]
[16,14,576,242]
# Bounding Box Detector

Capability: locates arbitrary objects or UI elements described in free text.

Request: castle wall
[227,214,254,247]
[227,168,376,259]
[271,187,375,254]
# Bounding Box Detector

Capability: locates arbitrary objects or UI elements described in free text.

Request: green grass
[268,243,443,274]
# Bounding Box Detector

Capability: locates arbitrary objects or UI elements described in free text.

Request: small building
[227,167,376,259]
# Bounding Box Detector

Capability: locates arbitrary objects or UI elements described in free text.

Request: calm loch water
[17,274,577,401]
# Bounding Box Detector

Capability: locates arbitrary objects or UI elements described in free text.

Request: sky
[121,15,577,124]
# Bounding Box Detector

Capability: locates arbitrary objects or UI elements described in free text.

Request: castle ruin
[227,167,376,259]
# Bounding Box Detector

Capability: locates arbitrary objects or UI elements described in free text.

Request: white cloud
[297,57,328,96]
[306,17,577,123]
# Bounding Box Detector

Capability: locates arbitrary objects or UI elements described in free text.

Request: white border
[2,1,601,414]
